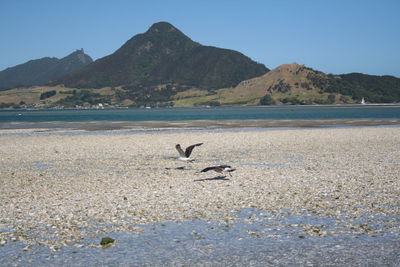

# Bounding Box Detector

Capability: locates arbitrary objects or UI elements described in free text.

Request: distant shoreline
[0,102,400,111]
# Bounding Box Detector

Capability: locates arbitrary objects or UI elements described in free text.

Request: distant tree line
[324,73,400,103]
[56,90,110,106]
[0,101,26,109]
[120,83,190,107]
[259,93,338,105]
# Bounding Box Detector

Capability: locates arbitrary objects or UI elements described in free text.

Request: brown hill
[173,63,347,106]
[231,63,326,100]
[229,63,400,105]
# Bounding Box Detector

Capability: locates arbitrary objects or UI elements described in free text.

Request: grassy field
[0,83,355,107]
[0,86,120,106]
[172,87,263,106]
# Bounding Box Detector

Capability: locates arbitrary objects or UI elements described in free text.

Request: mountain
[54,22,268,90]
[0,49,93,90]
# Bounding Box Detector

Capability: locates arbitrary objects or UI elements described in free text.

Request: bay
[0,105,399,122]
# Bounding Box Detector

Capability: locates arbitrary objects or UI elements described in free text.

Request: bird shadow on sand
[193,176,230,182]
[165,166,191,170]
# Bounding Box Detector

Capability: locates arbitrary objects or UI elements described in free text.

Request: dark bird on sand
[175,143,203,162]
[200,165,236,177]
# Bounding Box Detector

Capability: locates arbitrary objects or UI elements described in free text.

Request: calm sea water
[1,105,400,123]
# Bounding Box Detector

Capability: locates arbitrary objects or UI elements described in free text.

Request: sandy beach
[0,126,399,263]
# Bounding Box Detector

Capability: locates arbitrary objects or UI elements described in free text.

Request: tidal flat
[0,126,399,265]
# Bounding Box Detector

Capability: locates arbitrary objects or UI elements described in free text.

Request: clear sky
[1,0,399,77]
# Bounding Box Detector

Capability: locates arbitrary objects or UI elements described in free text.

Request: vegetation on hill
[56,90,111,106]
[259,94,276,105]
[0,86,118,109]
[304,67,400,103]
[325,73,400,103]
[39,90,56,100]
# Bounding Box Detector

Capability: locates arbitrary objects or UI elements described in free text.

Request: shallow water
[1,105,400,131]
[2,209,399,266]
[1,105,400,121]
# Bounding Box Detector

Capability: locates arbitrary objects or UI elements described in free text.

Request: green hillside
[325,73,400,103]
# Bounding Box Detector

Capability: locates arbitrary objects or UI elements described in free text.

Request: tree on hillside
[259,94,276,105]
[327,94,336,104]
[40,90,56,100]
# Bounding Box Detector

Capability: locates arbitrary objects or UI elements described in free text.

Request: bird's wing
[200,166,216,173]
[185,143,203,157]
[175,145,186,157]
[219,165,231,169]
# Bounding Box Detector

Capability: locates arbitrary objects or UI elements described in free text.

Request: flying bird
[200,165,236,177]
[175,143,203,162]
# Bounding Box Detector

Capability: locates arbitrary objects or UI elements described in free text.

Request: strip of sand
[1,118,400,131]
[0,126,399,250]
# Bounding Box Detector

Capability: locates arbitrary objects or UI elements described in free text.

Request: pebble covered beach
[0,126,399,264]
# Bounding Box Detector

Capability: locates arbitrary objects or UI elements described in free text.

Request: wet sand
[0,126,399,265]
[1,118,400,131]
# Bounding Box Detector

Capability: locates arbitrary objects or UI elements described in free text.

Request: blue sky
[1,0,399,77]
